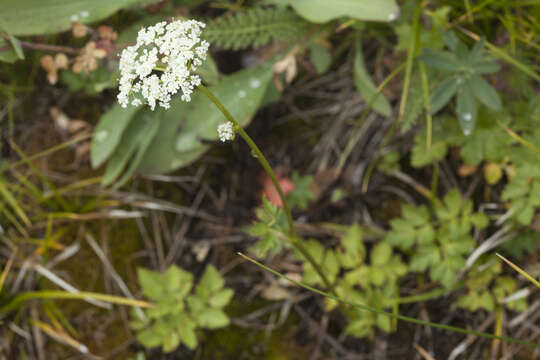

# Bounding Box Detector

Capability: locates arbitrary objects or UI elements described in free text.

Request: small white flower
[117,19,209,110]
[217,122,234,142]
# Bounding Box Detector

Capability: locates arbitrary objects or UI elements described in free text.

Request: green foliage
[385,190,488,288]
[244,196,288,257]
[0,0,149,37]
[60,67,118,96]
[130,265,233,353]
[203,7,310,50]
[500,230,540,258]
[457,260,527,312]
[268,0,400,23]
[296,225,407,338]
[91,64,274,184]
[353,37,391,116]
[420,33,502,135]
[287,172,316,210]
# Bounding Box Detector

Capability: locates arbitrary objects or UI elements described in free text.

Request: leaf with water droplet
[457,82,477,136]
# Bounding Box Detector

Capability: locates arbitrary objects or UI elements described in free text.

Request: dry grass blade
[31,320,89,355]
[496,253,540,288]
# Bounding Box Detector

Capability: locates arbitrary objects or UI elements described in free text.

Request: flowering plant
[117,19,209,110]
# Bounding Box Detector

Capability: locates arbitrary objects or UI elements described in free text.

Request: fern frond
[204,8,311,50]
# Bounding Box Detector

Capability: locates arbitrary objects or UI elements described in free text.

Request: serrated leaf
[137,268,165,300]
[430,76,460,114]
[456,82,477,136]
[208,288,234,308]
[197,265,224,299]
[353,38,391,116]
[469,75,502,111]
[196,308,229,329]
[268,0,400,23]
[162,332,180,353]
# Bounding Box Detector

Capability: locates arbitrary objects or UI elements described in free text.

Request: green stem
[394,281,464,304]
[238,252,540,349]
[198,84,335,292]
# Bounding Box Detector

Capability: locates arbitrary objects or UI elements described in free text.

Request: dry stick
[197,84,335,293]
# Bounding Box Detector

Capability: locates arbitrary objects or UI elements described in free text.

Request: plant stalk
[198,84,335,292]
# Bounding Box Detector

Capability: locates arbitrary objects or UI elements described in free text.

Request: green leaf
[268,0,399,23]
[456,82,477,136]
[162,332,180,353]
[136,64,273,173]
[371,242,392,266]
[0,0,151,36]
[164,265,193,296]
[197,265,224,299]
[101,110,161,187]
[309,42,332,75]
[137,268,165,300]
[376,312,392,332]
[0,38,19,63]
[180,324,198,350]
[469,75,502,111]
[353,38,391,116]
[429,76,460,114]
[91,104,139,168]
[338,224,365,268]
[287,172,315,210]
[208,288,234,308]
[196,308,230,329]
[420,48,461,72]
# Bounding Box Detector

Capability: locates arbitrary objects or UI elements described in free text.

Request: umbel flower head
[117,19,209,110]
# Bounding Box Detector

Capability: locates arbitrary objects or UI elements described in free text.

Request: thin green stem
[197,84,335,292]
[238,252,540,349]
[394,281,464,304]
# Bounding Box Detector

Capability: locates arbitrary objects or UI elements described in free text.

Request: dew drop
[388,12,397,21]
[95,130,108,142]
[249,79,261,88]
[462,113,472,121]
[238,90,246,98]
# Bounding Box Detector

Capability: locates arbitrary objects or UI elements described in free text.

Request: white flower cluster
[117,19,209,110]
[217,122,234,142]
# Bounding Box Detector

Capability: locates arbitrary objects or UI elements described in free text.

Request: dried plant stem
[198,84,335,293]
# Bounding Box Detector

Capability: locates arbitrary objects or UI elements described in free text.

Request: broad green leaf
[91,104,139,168]
[137,64,273,173]
[430,76,460,114]
[268,0,399,23]
[420,49,461,72]
[376,313,392,332]
[456,82,477,136]
[164,265,193,296]
[353,38,391,116]
[101,110,160,186]
[309,42,332,75]
[137,327,163,348]
[0,0,154,36]
[469,75,502,111]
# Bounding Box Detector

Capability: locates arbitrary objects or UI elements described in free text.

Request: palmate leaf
[419,48,461,72]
